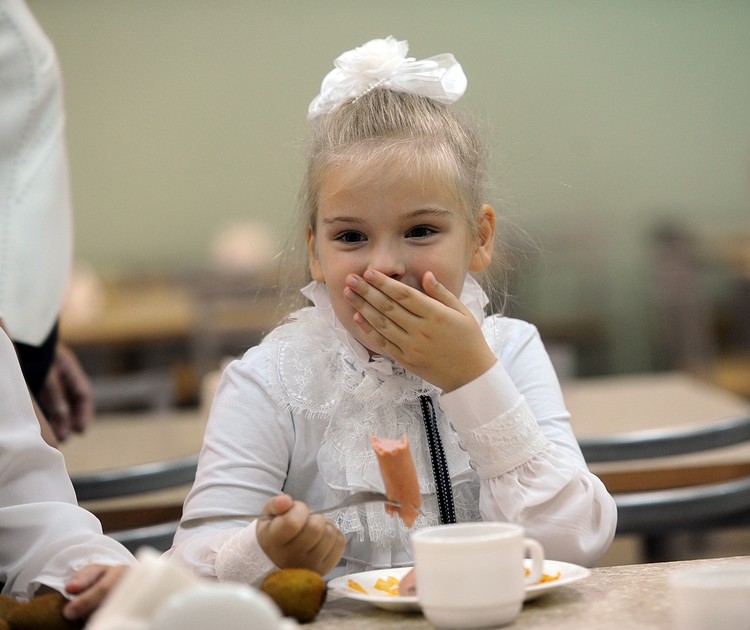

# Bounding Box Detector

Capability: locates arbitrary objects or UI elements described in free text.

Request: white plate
[328,560,590,612]
[524,559,591,600]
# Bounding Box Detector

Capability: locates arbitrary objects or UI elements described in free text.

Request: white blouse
[167,278,617,582]
[0,329,135,599]
[0,0,72,345]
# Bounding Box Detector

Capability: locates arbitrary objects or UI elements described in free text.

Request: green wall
[27,1,750,373]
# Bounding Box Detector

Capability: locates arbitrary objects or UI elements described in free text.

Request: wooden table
[60,281,193,347]
[562,372,750,492]
[59,272,284,348]
[59,409,207,531]
[309,555,750,628]
[59,273,285,404]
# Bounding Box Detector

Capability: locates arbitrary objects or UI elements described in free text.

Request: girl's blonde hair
[304,88,485,235]
[279,87,510,313]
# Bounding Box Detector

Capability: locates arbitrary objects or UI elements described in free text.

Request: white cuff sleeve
[438,361,549,479]
[215,521,277,585]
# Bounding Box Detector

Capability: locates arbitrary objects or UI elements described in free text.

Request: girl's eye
[336,231,366,244]
[407,225,437,239]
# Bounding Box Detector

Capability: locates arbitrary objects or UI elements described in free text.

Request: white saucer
[328,560,591,612]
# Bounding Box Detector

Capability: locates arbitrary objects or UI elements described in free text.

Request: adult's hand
[38,342,94,441]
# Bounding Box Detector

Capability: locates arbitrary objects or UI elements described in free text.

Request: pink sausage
[370,435,421,527]
[398,567,417,596]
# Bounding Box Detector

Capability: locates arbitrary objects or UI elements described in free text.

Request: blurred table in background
[59,270,286,409]
[564,371,750,492]
[60,409,206,532]
[60,278,193,347]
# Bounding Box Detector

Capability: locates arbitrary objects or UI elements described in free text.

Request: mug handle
[522,538,545,586]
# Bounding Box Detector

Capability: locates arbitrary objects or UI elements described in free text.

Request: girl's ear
[307,228,325,281]
[469,204,496,272]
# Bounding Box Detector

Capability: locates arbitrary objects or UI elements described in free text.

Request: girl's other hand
[257,495,345,576]
[63,563,130,620]
[344,269,497,392]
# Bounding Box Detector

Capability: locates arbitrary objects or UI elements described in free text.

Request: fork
[180,490,399,529]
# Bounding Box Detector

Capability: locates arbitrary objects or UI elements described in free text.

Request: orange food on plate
[347,575,402,597]
[525,567,562,583]
[347,579,368,595]
[374,576,400,596]
[370,435,421,527]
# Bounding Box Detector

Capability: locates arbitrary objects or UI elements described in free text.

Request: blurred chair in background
[188,270,281,387]
[648,220,750,399]
[62,266,181,412]
[61,220,283,411]
[580,414,750,562]
[648,222,717,372]
[72,455,198,554]
[505,214,613,378]
[186,220,285,396]
[91,370,175,413]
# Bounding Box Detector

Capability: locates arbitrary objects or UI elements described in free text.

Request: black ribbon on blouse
[419,395,456,524]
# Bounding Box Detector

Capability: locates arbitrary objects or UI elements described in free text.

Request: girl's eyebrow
[320,215,363,226]
[321,208,453,226]
[409,208,453,219]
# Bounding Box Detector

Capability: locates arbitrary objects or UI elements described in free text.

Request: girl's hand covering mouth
[343,269,497,391]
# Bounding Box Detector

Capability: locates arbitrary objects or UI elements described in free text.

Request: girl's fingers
[355,270,430,318]
[299,519,344,574]
[421,271,468,313]
[350,269,469,320]
[317,523,346,574]
[64,565,129,620]
[261,500,309,545]
[264,494,294,517]
[344,282,410,348]
[65,565,105,594]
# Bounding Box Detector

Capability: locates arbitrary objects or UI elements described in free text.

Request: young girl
[167,36,617,583]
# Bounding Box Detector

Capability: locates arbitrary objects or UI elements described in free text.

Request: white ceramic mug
[411,522,544,629]
[670,564,750,630]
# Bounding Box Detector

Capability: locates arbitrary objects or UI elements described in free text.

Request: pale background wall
[27,0,750,373]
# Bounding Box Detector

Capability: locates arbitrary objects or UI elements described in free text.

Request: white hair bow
[308,36,467,120]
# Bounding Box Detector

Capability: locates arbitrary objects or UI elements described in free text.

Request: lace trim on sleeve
[215,521,276,585]
[457,397,550,479]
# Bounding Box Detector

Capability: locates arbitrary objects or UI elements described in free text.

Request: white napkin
[86,548,294,630]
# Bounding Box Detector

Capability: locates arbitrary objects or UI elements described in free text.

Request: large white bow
[308,36,467,119]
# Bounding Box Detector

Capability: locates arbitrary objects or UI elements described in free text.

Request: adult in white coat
[0,326,135,619]
[0,0,93,444]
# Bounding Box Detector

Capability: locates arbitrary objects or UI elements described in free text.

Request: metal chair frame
[109,520,183,554]
[71,456,198,553]
[578,415,750,562]
[578,415,750,463]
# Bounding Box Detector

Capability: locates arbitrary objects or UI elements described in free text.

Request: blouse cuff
[215,521,277,585]
[439,363,549,479]
[458,399,549,479]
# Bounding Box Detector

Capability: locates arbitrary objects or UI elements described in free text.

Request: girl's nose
[369,244,406,280]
